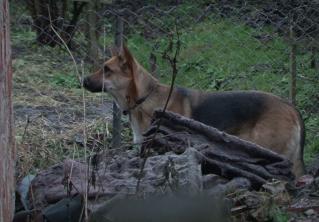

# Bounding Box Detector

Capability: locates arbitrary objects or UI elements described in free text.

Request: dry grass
[12,43,132,180]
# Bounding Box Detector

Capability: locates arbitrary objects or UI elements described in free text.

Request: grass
[272,208,290,222]
[11,2,318,179]
[129,19,319,164]
[11,27,116,178]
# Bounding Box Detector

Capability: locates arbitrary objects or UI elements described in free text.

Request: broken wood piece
[142,110,295,188]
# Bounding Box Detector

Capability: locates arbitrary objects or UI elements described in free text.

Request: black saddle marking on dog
[175,86,191,98]
[192,91,267,131]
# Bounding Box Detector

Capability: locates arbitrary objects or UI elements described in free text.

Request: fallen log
[142,110,295,188]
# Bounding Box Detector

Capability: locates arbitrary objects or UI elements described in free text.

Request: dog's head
[83,45,138,100]
[83,46,136,93]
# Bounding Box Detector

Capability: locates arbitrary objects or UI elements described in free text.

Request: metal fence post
[111,13,123,148]
[0,0,15,221]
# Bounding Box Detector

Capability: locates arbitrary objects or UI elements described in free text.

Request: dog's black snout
[82,77,90,89]
[82,76,103,92]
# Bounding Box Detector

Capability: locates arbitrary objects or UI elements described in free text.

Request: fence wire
[11,0,319,179]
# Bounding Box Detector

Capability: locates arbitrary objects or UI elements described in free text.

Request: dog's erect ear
[118,45,135,73]
[119,45,133,63]
[119,45,138,103]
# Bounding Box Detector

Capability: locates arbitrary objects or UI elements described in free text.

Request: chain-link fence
[11,0,319,178]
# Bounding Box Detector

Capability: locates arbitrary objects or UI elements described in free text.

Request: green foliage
[51,73,79,88]
[127,18,318,163]
[272,207,290,222]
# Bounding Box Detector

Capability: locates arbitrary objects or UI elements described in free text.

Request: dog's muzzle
[82,77,90,88]
[82,77,104,93]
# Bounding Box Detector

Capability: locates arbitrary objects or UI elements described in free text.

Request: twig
[135,19,181,194]
[162,20,181,112]
[298,74,319,83]
[47,6,81,84]
[196,4,213,23]
[80,60,89,222]
[20,114,42,144]
[21,116,31,142]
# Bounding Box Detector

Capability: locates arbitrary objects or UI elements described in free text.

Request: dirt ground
[12,44,129,179]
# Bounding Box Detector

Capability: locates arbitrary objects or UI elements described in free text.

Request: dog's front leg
[129,115,143,144]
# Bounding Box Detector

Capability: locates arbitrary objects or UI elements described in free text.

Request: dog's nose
[82,77,90,89]
[82,76,103,92]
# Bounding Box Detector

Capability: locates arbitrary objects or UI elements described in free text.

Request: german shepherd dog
[83,46,305,177]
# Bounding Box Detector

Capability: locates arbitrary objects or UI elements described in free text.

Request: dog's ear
[123,45,134,65]
[119,45,138,103]
[118,45,133,62]
[118,45,135,73]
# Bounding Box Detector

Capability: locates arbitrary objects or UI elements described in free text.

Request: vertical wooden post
[311,45,319,73]
[87,0,99,69]
[289,21,297,105]
[111,13,123,148]
[149,51,157,77]
[0,0,15,221]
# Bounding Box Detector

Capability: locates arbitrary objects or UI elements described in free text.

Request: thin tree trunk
[311,45,319,74]
[35,0,59,46]
[65,2,86,48]
[87,0,100,68]
[27,0,85,47]
[289,23,297,105]
[149,51,157,77]
[112,14,123,148]
[0,0,15,221]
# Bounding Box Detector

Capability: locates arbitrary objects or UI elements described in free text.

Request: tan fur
[84,46,305,177]
[226,94,305,176]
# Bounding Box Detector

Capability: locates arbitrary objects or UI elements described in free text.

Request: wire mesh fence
[11,0,319,178]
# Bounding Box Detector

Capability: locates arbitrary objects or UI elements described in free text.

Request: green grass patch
[51,73,79,88]
[272,208,290,222]
[127,18,318,164]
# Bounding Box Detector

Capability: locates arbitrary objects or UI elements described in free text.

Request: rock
[30,148,203,210]
[287,198,319,213]
[262,180,291,205]
[202,174,228,189]
[16,174,35,210]
[296,175,314,188]
[304,209,316,216]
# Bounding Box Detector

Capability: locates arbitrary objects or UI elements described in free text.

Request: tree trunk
[0,0,15,221]
[87,0,100,68]
[289,18,297,105]
[149,51,157,77]
[311,45,319,73]
[30,0,59,46]
[27,0,85,47]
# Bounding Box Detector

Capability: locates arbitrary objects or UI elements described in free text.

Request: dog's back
[192,91,266,132]
[178,89,305,176]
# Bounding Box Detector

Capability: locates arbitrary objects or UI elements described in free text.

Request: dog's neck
[124,63,162,144]
[134,63,159,98]
[112,61,159,112]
